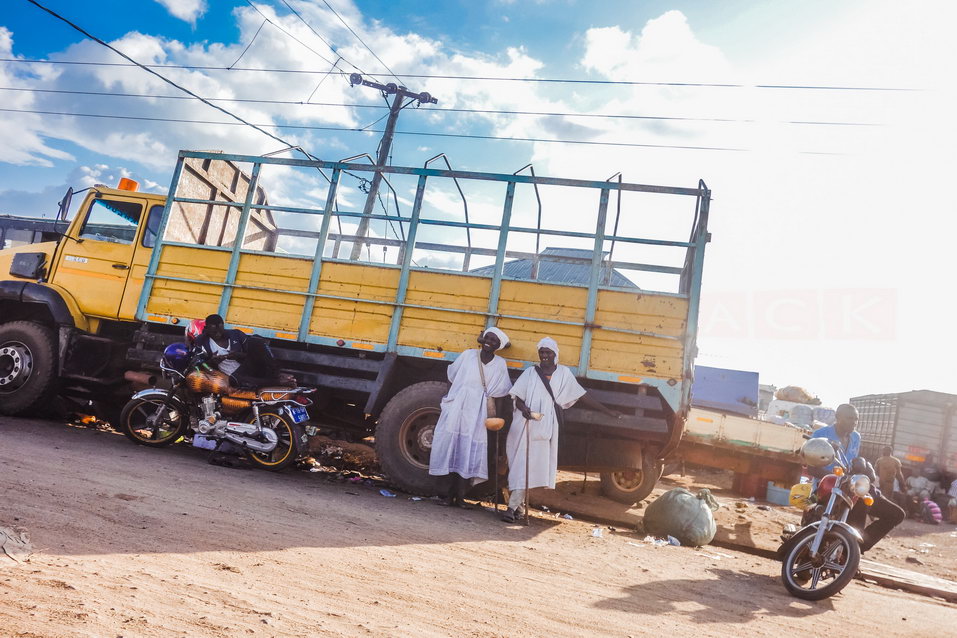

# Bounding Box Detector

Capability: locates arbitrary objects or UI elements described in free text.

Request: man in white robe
[429,327,512,507]
[504,337,620,522]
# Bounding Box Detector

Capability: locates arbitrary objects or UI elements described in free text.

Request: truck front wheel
[0,321,59,416]
[375,381,448,496]
[599,452,664,505]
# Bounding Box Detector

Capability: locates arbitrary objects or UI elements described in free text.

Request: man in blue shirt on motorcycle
[811,404,905,553]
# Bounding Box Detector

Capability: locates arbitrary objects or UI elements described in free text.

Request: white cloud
[154,0,207,24]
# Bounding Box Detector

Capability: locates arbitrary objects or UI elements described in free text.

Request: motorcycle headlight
[849,474,871,497]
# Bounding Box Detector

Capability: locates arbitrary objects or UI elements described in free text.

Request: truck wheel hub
[612,470,642,491]
[418,427,433,451]
[0,343,32,391]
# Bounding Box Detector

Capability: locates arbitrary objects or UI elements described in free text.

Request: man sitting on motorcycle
[810,404,905,553]
[192,314,293,389]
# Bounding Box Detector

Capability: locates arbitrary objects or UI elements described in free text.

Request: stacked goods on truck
[0,150,712,504]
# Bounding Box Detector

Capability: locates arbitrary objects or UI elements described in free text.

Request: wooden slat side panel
[398,271,491,351]
[147,246,230,319]
[594,289,688,335]
[145,247,690,381]
[592,289,686,380]
[227,254,311,331]
[146,280,224,318]
[496,280,588,364]
[153,245,230,282]
[309,262,401,342]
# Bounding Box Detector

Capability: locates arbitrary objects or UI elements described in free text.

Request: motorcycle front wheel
[245,409,305,471]
[781,525,860,600]
[119,395,186,447]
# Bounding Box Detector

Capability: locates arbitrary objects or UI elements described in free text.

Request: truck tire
[0,321,58,416]
[375,381,449,496]
[599,452,664,506]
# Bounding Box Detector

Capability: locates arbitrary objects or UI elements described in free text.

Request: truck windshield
[79,199,142,244]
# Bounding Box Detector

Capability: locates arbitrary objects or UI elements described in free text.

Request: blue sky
[1,0,954,406]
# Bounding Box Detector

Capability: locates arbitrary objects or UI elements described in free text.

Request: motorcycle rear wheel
[245,410,304,471]
[119,396,186,447]
[781,525,860,600]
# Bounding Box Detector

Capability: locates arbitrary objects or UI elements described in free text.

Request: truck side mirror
[56,187,73,222]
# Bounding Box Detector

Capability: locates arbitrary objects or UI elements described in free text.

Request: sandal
[501,508,517,523]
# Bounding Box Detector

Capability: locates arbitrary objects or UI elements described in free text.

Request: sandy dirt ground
[2,416,956,638]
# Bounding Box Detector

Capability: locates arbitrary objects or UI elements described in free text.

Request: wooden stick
[524,417,530,526]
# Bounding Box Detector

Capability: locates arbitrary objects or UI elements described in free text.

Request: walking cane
[524,417,530,526]
[493,429,500,512]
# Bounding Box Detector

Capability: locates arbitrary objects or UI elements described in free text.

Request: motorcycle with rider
[117,315,316,470]
[779,403,905,600]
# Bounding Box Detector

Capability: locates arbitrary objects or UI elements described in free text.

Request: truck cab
[0,180,165,415]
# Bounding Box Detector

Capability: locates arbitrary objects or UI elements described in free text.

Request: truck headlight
[849,474,871,497]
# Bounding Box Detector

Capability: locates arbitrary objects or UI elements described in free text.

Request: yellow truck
[0,150,711,503]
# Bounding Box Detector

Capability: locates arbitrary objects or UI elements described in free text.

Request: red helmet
[185,319,205,346]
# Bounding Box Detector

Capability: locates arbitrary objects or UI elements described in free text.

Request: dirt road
[2,416,955,638]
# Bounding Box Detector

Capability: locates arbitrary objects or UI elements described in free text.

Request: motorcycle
[118,343,316,471]
[778,437,874,600]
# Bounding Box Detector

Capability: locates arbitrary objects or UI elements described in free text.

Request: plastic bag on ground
[642,487,719,547]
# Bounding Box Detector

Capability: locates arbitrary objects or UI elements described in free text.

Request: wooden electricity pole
[348,73,437,260]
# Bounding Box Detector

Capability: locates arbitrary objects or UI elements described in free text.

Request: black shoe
[502,508,517,523]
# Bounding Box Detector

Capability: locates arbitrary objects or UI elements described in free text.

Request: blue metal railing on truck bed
[136,151,710,415]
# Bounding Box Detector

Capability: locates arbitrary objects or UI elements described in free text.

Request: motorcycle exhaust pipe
[124,370,157,387]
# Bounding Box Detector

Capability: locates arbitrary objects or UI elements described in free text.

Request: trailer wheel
[375,381,448,496]
[599,452,664,505]
[0,321,58,416]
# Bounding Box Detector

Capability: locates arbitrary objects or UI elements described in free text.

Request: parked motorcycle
[778,437,874,600]
[118,343,316,471]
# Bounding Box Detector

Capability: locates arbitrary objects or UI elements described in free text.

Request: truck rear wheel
[375,381,448,496]
[0,321,58,416]
[599,452,664,506]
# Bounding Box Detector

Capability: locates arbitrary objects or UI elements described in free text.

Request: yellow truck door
[118,202,165,321]
[50,194,144,319]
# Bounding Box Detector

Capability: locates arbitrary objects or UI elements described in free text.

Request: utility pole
[348,73,437,260]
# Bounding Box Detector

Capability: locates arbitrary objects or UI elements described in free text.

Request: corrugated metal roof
[470,247,639,288]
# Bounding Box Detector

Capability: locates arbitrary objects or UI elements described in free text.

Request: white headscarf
[482,327,510,351]
[537,336,559,362]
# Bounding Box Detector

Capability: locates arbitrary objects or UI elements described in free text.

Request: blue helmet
[162,342,190,372]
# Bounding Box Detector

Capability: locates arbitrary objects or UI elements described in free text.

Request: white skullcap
[482,327,510,350]
[537,337,559,362]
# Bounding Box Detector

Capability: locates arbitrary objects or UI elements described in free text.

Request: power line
[0,106,846,154]
[23,0,301,152]
[242,0,337,68]
[278,0,340,58]
[0,57,920,92]
[0,86,883,127]
[304,56,342,103]
[319,0,401,85]
[275,0,379,84]
[229,18,266,69]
